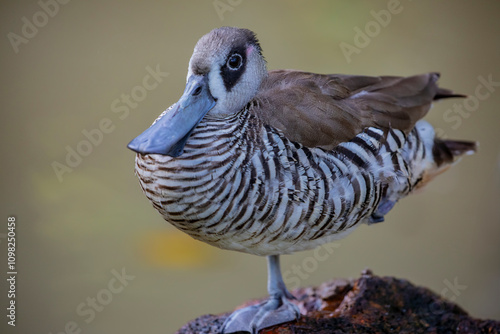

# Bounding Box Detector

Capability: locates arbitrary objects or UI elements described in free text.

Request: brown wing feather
[252,70,461,150]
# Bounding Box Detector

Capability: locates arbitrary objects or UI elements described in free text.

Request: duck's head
[127,27,267,157]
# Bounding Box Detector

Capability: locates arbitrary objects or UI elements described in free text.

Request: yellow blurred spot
[140,230,215,268]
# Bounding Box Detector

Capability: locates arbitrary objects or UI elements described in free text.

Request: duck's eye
[227,53,243,70]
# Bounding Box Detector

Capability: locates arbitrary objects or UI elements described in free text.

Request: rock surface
[177,270,499,334]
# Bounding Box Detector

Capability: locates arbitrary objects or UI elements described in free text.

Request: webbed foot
[222,295,300,333]
[221,255,301,333]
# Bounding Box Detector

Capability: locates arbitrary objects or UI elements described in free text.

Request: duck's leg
[222,255,301,334]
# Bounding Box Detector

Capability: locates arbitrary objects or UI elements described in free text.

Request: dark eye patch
[221,46,247,92]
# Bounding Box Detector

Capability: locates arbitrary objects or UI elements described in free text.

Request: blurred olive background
[1,1,499,333]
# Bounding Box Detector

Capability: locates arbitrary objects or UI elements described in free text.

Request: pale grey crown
[186,27,268,116]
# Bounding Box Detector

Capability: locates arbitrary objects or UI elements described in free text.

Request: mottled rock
[177,271,499,334]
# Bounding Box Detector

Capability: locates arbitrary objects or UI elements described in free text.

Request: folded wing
[252,70,463,150]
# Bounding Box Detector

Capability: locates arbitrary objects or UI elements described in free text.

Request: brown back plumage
[253,71,462,150]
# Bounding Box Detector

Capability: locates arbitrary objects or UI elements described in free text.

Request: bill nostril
[192,86,202,96]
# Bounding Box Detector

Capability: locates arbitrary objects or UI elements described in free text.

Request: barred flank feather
[134,106,459,256]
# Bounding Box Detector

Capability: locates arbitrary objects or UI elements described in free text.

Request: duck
[127,26,476,333]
